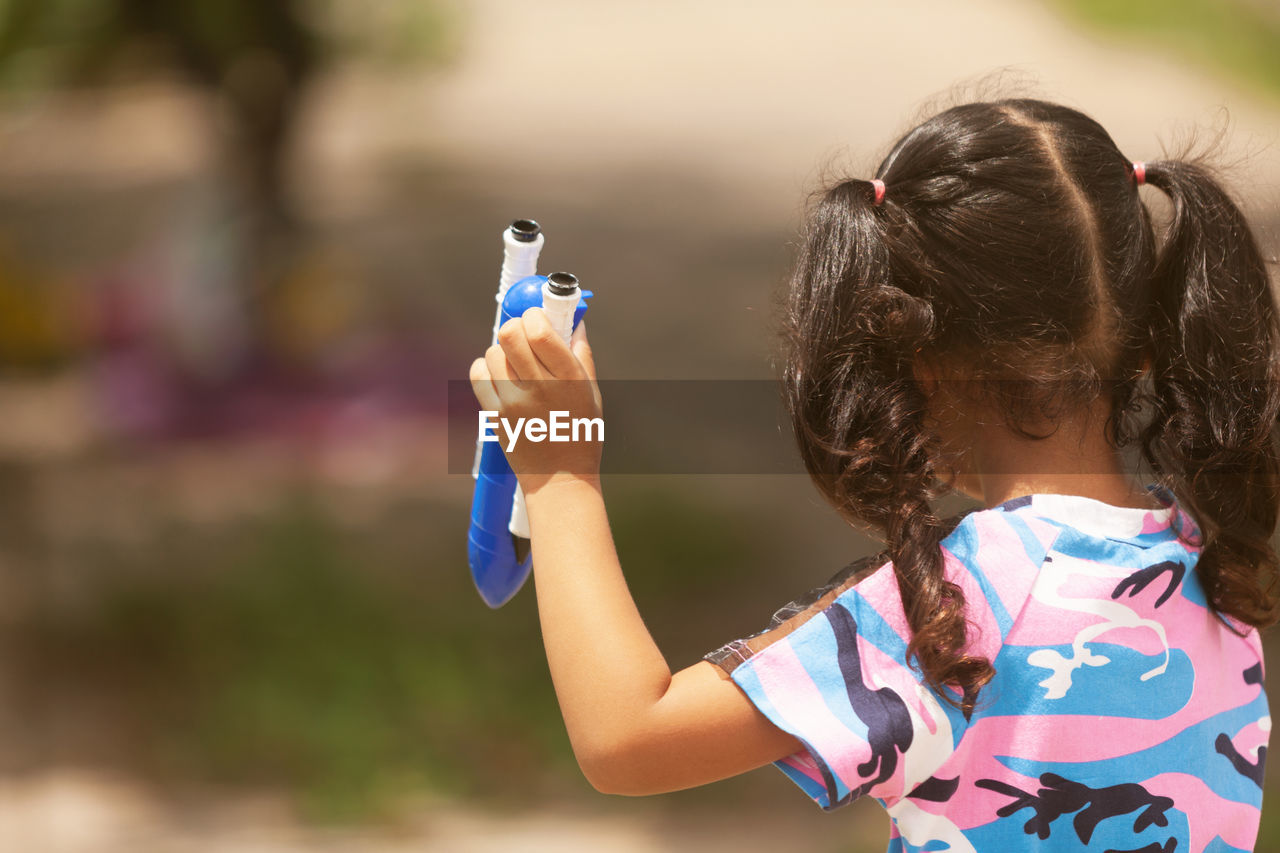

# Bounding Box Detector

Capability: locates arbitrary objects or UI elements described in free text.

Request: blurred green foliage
[23,495,551,822]
[12,482,777,822]
[1049,0,1280,101]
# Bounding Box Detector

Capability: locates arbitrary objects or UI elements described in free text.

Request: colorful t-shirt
[704,483,1269,852]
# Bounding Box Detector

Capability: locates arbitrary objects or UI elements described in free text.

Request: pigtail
[783,177,993,712]
[1139,158,1280,628]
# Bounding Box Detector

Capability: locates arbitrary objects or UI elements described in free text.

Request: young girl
[469,97,1277,852]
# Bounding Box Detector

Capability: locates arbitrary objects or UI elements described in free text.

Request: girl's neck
[948,397,1161,512]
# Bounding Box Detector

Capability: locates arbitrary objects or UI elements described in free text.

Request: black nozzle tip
[510,219,541,242]
[546,271,579,296]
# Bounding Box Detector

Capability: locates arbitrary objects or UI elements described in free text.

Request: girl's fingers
[497,317,547,381]
[469,357,501,411]
[570,320,596,381]
[484,343,516,390]
[522,307,582,378]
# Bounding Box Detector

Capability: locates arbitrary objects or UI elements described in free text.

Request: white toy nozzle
[509,271,582,540]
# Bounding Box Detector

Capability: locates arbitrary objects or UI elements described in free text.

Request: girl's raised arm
[469,308,803,795]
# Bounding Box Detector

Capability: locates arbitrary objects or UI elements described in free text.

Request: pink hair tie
[1132,161,1146,185]
[870,178,886,206]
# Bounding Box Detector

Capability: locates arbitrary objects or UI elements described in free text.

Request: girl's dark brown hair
[783,97,1280,713]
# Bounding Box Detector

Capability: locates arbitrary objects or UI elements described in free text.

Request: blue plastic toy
[468,222,591,607]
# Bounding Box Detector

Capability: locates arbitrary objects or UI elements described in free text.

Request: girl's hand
[469,307,603,494]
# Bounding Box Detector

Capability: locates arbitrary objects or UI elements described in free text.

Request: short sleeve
[704,550,986,811]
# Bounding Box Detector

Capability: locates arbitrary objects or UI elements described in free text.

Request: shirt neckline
[990,481,1202,546]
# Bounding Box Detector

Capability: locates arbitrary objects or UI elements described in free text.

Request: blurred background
[0,0,1276,850]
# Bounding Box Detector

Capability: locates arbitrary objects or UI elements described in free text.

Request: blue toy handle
[468,274,591,608]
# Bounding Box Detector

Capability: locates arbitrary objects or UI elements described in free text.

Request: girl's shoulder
[704,550,894,675]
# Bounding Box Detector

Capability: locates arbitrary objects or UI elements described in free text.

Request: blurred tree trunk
[0,0,321,377]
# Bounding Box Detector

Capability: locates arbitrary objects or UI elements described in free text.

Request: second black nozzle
[546,272,579,295]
